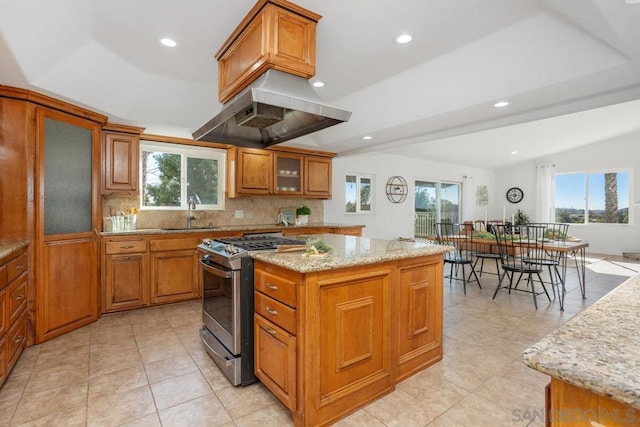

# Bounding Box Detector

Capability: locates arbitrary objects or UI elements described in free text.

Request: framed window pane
[555,173,585,224]
[345,175,357,213]
[587,172,629,224]
[345,174,374,214]
[360,177,371,211]
[187,157,219,205]
[141,151,181,207]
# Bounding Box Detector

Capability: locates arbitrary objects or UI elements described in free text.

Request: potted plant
[296,205,311,225]
[514,209,529,225]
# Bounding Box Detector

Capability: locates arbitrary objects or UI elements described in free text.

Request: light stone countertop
[100,222,364,237]
[523,273,640,409]
[0,240,29,265]
[251,234,452,273]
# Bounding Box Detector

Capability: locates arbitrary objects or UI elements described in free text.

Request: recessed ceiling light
[160,38,177,47]
[511,151,518,155]
[362,136,373,140]
[312,81,325,88]
[396,34,412,44]
[494,101,510,108]
[625,0,640,4]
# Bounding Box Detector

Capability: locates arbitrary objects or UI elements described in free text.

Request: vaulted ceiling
[2,0,640,168]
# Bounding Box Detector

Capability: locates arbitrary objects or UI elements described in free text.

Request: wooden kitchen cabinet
[102,124,145,195]
[254,254,443,426]
[0,247,29,389]
[227,146,334,199]
[216,0,320,103]
[102,239,149,312]
[149,237,200,304]
[304,155,332,198]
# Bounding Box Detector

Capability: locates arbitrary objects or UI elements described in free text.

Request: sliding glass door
[415,180,461,236]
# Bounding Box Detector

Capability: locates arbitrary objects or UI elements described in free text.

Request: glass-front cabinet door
[274,153,302,195]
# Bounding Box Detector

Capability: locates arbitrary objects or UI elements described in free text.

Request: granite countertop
[251,234,452,273]
[101,223,364,237]
[0,240,29,265]
[523,273,640,409]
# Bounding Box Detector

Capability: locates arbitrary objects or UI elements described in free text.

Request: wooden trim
[140,133,230,149]
[0,85,108,124]
[267,145,336,157]
[103,123,145,134]
[215,0,321,59]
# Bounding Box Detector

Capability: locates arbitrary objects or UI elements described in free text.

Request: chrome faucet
[277,212,288,226]
[187,196,197,228]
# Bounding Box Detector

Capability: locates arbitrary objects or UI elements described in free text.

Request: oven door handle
[199,258,233,278]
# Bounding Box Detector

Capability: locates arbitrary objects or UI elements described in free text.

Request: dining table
[435,234,589,310]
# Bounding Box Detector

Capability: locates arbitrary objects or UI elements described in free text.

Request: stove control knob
[224,244,238,254]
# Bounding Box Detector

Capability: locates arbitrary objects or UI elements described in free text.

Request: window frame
[139,140,226,211]
[553,169,631,225]
[345,173,375,214]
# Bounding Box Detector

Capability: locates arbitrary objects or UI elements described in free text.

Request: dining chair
[524,222,570,299]
[471,220,502,278]
[435,222,481,295]
[492,224,551,309]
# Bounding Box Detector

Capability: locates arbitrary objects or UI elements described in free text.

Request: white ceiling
[1,0,640,168]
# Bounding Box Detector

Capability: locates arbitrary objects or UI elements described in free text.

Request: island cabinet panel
[395,257,443,381]
[548,378,636,426]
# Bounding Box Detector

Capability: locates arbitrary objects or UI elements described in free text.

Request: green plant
[514,209,529,225]
[296,205,311,216]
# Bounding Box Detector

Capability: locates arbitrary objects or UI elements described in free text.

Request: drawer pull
[120,245,134,249]
[121,256,131,260]
[15,264,25,270]
[262,325,278,336]
[14,336,25,344]
[15,294,25,301]
[265,306,278,316]
[265,283,279,291]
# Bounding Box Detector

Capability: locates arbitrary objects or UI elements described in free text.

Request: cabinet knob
[265,283,279,291]
[265,307,278,316]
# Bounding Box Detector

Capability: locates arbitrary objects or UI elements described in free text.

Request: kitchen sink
[162,227,218,231]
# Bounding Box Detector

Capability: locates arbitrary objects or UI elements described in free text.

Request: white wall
[324,152,494,239]
[495,130,640,255]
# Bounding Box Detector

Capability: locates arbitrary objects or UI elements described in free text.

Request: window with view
[415,180,461,236]
[554,171,629,224]
[346,174,373,213]
[140,141,225,210]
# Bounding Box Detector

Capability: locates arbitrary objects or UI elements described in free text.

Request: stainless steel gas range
[197,233,305,386]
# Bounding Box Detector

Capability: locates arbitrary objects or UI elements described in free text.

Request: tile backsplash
[102,195,323,230]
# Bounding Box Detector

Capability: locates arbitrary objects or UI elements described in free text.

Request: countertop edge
[100,223,366,237]
[0,240,30,265]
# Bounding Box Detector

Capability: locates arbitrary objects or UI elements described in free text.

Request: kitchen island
[523,273,640,426]
[251,234,452,426]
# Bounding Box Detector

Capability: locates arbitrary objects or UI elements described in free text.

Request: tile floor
[1,254,638,426]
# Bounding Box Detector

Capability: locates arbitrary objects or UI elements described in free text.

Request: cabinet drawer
[7,274,27,325]
[149,238,199,252]
[7,309,26,368]
[105,240,147,254]
[255,291,296,334]
[0,264,6,289]
[0,288,6,337]
[7,253,27,283]
[255,269,297,307]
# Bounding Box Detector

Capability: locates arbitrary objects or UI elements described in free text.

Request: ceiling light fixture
[160,38,177,47]
[362,136,373,140]
[312,81,325,88]
[624,0,640,4]
[396,34,412,44]
[511,151,518,155]
[494,101,510,108]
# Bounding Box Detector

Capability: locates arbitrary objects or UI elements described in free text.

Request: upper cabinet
[227,146,334,199]
[101,124,145,195]
[216,0,320,103]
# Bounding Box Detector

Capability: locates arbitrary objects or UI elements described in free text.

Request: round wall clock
[506,187,524,204]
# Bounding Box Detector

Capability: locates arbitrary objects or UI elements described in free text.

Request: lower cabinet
[150,249,198,304]
[0,247,29,389]
[253,254,444,427]
[104,253,148,311]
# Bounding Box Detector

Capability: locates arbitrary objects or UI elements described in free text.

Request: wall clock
[506,187,524,204]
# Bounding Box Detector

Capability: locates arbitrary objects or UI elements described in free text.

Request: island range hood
[192,69,352,148]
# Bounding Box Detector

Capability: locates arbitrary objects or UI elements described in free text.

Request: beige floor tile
[158,394,233,427]
[90,324,135,344]
[444,393,532,427]
[12,382,88,425]
[473,375,545,418]
[117,413,162,427]
[138,342,190,364]
[0,395,19,425]
[150,371,212,410]
[398,370,469,414]
[89,364,148,397]
[12,404,87,427]
[233,402,293,427]
[87,384,156,427]
[199,364,236,392]
[89,339,139,357]
[144,353,198,384]
[427,413,466,426]
[32,344,89,371]
[333,409,386,426]
[0,370,29,403]
[363,387,442,426]
[89,348,143,377]
[215,382,278,420]
[38,328,91,356]
[23,361,89,395]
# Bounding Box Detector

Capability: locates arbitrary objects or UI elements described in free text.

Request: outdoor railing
[414,212,458,237]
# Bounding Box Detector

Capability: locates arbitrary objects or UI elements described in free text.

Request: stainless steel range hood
[192,69,351,148]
